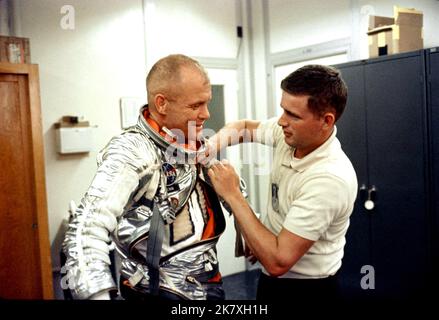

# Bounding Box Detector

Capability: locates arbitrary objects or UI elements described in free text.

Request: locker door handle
[364,185,377,211]
[359,184,367,195]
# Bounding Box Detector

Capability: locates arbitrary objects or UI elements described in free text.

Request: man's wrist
[224,191,246,209]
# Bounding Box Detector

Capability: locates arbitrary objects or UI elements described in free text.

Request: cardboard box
[394,6,423,27]
[368,15,394,30]
[54,116,90,128]
[367,6,423,58]
[0,36,31,64]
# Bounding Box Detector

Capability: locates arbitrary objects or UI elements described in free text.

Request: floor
[222,269,260,300]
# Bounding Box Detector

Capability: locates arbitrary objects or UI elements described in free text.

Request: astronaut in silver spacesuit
[62,54,244,300]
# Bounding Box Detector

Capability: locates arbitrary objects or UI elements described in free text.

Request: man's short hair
[146,54,208,103]
[281,64,347,122]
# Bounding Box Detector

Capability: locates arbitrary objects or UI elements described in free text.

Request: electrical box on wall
[55,127,93,154]
[55,116,94,154]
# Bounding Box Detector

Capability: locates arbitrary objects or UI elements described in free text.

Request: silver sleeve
[62,132,156,299]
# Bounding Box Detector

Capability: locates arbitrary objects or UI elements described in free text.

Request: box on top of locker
[367,6,423,58]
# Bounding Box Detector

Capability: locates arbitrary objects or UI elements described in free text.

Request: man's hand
[207,160,241,201]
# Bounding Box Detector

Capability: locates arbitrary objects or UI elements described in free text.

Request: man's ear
[154,94,168,115]
[322,112,335,130]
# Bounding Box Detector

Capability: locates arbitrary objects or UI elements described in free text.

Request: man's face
[277,91,326,158]
[164,67,211,143]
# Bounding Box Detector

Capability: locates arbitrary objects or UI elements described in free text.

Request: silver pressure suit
[63,105,241,300]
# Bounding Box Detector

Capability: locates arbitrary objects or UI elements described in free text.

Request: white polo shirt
[255,117,358,279]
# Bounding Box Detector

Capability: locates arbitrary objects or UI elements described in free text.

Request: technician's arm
[208,119,261,152]
[208,162,314,277]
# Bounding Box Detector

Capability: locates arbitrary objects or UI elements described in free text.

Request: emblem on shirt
[162,162,177,186]
[272,183,279,212]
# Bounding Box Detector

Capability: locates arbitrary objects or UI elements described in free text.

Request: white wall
[268,0,352,53]
[143,0,238,69]
[0,0,11,35]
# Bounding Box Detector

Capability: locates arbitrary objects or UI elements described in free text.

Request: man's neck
[148,111,164,128]
[145,110,201,151]
[294,127,334,159]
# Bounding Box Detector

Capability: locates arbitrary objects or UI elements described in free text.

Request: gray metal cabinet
[427,48,439,292]
[334,50,432,300]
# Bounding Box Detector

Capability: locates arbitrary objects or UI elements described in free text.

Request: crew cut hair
[146,54,208,102]
[281,64,347,121]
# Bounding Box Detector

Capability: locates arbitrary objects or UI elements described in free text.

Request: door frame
[0,62,53,299]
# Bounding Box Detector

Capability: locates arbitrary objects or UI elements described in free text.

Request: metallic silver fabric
[62,105,231,300]
[118,237,221,300]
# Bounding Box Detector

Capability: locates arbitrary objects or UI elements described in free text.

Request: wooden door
[0,63,53,299]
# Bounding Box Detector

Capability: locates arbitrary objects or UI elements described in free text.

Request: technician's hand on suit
[208,160,256,262]
[207,160,241,201]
